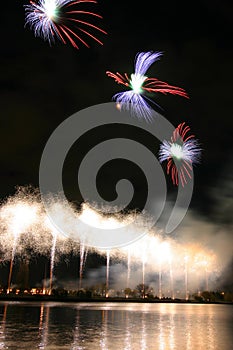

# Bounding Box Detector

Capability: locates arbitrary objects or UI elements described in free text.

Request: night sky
[1,1,233,288]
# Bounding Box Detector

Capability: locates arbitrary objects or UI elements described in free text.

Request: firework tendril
[106,51,189,121]
[24,0,107,49]
[158,122,201,187]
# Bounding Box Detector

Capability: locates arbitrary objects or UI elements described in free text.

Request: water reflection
[38,304,50,349]
[206,308,215,350]
[0,304,7,349]
[100,310,108,349]
[158,307,165,350]
[168,306,175,349]
[184,306,192,350]
[71,309,81,350]
[0,302,232,349]
[124,311,131,350]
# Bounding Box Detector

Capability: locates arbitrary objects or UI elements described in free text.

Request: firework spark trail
[24,0,107,49]
[0,187,224,296]
[105,250,110,297]
[169,258,174,299]
[184,254,189,300]
[156,242,171,299]
[0,190,41,292]
[106,51,189,121]
[126,249,131,288]
[47,224,58,294]
[79,240,89,289]
[43,201,80,292]
[158,122,201,187]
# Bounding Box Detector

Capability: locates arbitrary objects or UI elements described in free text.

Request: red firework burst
[159,122,201,187]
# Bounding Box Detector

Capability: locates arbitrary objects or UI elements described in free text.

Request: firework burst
[158,122,201,187]
[106,51,189,121]
[24,0,107,49]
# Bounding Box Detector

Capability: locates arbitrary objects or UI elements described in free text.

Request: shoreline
[0,295,232,305]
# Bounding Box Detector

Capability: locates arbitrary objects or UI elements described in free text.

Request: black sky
[1,0,233,220]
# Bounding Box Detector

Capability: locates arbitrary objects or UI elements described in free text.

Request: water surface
[0,301,232,349]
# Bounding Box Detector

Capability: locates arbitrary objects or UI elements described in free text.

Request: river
[0,301,232,349]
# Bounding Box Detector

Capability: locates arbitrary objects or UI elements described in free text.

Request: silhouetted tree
[135,284,150,298]
[124,288,132,298]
